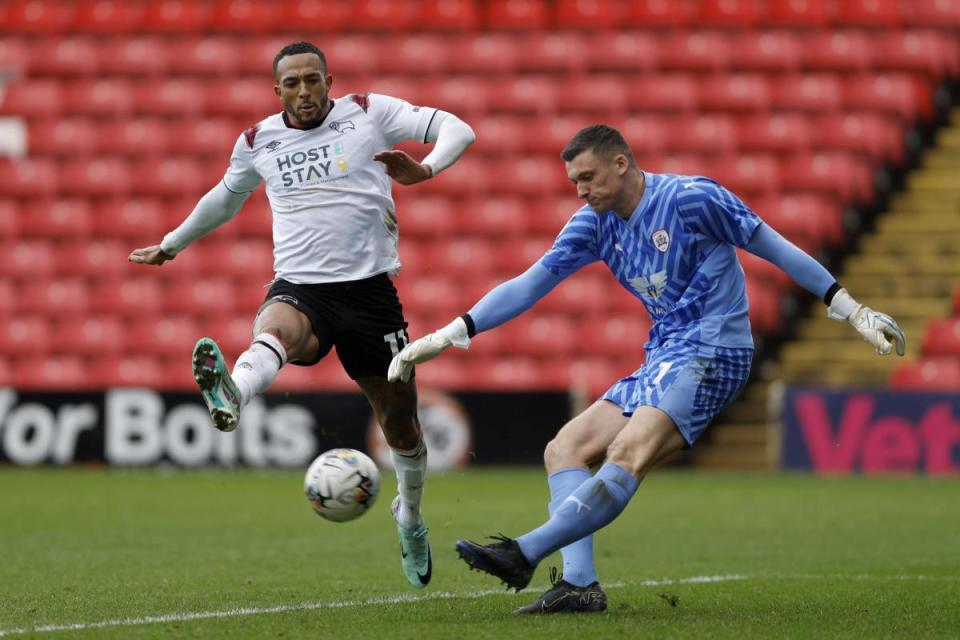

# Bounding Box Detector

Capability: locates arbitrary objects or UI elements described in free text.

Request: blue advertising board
[782,387,960,474]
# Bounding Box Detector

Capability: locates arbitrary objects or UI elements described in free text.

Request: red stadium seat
[668,114,739,155]
[28,36,99,76]
[168,117,238,156]
[28,118,98,156]
[58,239,128,279]
[653,153,711,177]
[890,358,960,391]
[395,196,457,238]
[378,35,450,75]
[465,357,545,390]
[658,32,731,72]
[698,74,771,112]
[125,316,201,356]
[234,280,269,314]
[233,191,272,237]
[141,0,211,32]
[621,0,692,28]
[502,156,571,195]
[802,31,873,73]
[558,75,628,114]
[13,356,90,390]
[763,0,828,27]
[394,275,462,316]
[568,357,633,399]
[581,314,649,358]
[903,0,960,28]
[515,33,588,74]
[210,77,283,118]
[165,277,238,317]
[428,238,498,275]
[812,112,900,162]
[200,315,254,358]
[319,36,384,77]
[459,197,530,237]
[97,118,169,156]
[469,116,528,155]
[552,0,623,29]
[535,272,607,314]
[0,38,29,76]
[20,199,92,238]
[737,250,792,288]
[349,0,417,31]
[626,75,698,113]
[97,36,169,76]
[484,0,549,30]
[0,201,19,239]
[0,240,56,278]
[746,280,780,333]
[209,0,280,32]
[168,37,241,76]
[279,0,350,31]
[873,31,958,78]
[0,80,62,118]
[500,314,577,356]
[729,31,801,73]
[59,157,131,196]
[89,277,165,317]
[52,316,124,355]
[1,0,73,33]
[418,155,492,195]
[130,156,208,197]
[66,78,134,116]
[922,318,960,357]
[491,75,559,114]
[220,240,275,279]
[89,355,169,389]
[0,317,52,356]
[709,154,780,198]
[495,236,555,273]
[91,199,167,241]
[72,0,143,32]
[771,74,843,112]
[844,73,918,121]
[0,159,57,197]
[737,113,812,154]
[695,0,761,27]
[417,0,479,30]
[583,31,660,73]
[755,193,844,247]
[448,39,518,81]
[16,278,88,316]
[520,115,588,154]
[133,78,206,116]
[780,152,871,203]
[833,0,900,28]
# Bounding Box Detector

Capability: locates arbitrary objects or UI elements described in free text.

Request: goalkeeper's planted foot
[515,567,607,614]
[192,337,241,432]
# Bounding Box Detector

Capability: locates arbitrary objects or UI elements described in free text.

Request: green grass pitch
[1,467,957,639]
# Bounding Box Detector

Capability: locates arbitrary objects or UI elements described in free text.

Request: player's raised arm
[744,223,906,357]
[128,131,262,266]
[387,263,564,383]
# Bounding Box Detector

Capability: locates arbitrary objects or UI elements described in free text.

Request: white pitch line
[0,574,747,637]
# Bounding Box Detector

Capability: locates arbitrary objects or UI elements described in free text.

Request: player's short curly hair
[561,124,636,166]
[273,41,328,78]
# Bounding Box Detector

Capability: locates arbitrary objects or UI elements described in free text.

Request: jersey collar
[282,99,336,130]
[627,171,653,227]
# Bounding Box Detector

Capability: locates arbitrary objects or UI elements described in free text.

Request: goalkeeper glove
[827,288,906,356]
[387,317,471,383]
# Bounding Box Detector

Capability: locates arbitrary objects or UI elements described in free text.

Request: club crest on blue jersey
[652,228,670,253]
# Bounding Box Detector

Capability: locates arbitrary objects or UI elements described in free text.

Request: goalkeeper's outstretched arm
[744,223,906,356]
[387,262,564,383]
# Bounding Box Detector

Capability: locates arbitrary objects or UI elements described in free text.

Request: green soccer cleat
[392,495,432,588]
[191,337,241,433]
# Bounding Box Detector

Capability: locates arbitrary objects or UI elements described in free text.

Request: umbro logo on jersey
[265,140,282,152]
[329,119,356,134]
[652,229,670,253]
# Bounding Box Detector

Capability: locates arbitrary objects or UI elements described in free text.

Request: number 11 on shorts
[384,329,410,356]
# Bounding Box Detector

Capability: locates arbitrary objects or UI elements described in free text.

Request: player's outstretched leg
[392,493,432,588]
[455,534,535,591]
[192,337,242,432]
[514,567,607,614]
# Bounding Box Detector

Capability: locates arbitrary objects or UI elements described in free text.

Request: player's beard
[288,99,328,128]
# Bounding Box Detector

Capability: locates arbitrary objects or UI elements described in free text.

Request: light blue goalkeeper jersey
[540,172,762,350]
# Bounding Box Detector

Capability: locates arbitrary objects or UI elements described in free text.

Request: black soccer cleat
[515,567,607,614]
[455,534,535,592]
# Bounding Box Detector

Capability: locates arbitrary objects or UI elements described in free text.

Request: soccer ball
[304,448,380,522]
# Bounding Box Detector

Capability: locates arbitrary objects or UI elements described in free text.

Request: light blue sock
[547,468,597,587]
[517,463,639,566]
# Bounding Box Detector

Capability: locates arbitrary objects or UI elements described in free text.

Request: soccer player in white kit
[129,42,476,589]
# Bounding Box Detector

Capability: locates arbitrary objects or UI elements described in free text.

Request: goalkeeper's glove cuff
[826,287,861,321]
[437,316,471,349]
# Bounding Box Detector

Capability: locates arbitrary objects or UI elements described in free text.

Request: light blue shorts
[600,340,753,445]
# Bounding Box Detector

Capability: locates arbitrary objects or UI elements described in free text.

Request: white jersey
[223,93,438,284]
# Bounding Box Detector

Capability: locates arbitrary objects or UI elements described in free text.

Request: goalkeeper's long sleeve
[744,223,836,300]
[160,181,251,255]
[466,262,564,333]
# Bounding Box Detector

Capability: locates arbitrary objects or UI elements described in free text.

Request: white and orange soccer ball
[304,448,380,523]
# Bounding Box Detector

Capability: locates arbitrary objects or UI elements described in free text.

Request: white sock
[391,440,427,529]
[231,333,287,408]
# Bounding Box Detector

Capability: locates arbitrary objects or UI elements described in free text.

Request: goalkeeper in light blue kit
[388,125,906,613]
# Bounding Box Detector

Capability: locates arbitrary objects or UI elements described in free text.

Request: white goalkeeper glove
[827,288,906,356]
[387,317,471,383]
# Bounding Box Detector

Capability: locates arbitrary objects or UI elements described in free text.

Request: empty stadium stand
[1,1,958,411]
